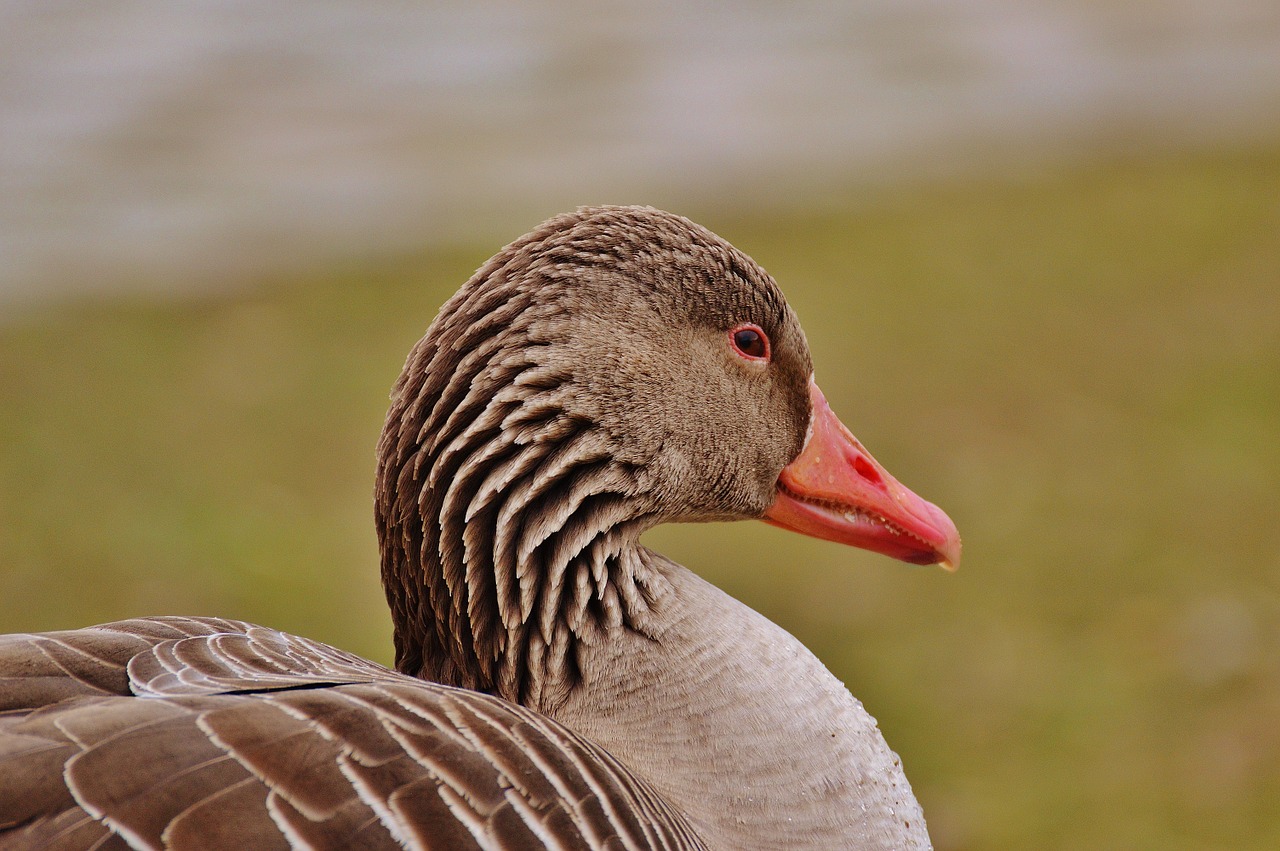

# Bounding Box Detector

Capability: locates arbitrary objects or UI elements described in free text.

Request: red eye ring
[729,323,770,362]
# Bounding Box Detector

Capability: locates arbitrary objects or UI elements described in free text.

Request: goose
[0,206,961,850]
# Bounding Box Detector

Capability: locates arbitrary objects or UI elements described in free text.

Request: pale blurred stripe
[1,0,1278,308]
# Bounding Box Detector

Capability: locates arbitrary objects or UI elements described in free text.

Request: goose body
[0,207,960,850]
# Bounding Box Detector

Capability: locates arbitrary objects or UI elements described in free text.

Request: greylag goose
[0,206,961,850]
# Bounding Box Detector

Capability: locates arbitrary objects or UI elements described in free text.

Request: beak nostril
[852,455,885,489]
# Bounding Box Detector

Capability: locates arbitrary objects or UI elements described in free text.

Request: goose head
[375,205,960,702]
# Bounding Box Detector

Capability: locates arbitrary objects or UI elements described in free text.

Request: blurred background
[1,2,1277,848]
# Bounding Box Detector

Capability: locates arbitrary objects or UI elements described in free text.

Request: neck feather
[375,273,666,709]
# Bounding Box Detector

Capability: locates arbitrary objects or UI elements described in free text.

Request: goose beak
[764,379,961,571]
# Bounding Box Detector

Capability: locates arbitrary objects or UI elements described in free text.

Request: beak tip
[924,501,962,572]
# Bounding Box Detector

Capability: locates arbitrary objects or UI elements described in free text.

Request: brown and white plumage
[1,617,702,849]
[0,206,960,849]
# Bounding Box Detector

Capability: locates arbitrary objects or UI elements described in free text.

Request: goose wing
[0,617,705,850]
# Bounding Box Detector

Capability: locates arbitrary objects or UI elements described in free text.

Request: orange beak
[764,379,961,571]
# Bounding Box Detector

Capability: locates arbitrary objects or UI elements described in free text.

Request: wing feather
[0,618,705,850]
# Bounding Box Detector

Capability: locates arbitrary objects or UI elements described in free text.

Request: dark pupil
[734,328,765,357]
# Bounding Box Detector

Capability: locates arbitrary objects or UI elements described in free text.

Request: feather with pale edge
[0,617,705,850]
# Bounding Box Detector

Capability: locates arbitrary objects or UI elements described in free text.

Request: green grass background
[2,144,1277,849]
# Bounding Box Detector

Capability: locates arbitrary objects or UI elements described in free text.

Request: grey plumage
[1,206,935,849]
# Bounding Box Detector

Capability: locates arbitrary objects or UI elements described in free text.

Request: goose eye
[730,324,770,361]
